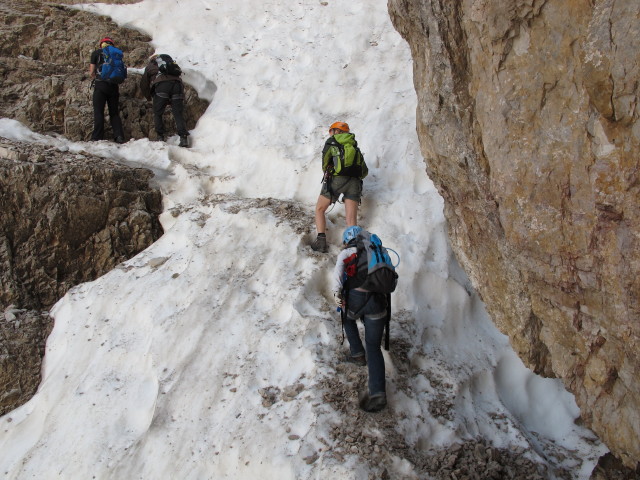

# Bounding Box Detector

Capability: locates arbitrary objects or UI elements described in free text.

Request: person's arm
[89,50,100,79]
[140,64,152,100]
[321,140,334,172]
[332,247,357,307]
[331,247,356,292]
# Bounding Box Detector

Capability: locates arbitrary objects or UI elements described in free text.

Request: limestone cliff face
[388,0,639,469]
[0,308,53,417]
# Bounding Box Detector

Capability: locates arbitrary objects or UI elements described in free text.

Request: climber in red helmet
[88,36,126,144]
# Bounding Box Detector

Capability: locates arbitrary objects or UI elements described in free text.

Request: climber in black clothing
[89,36,125,143]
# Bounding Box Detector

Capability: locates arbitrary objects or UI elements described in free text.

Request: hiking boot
[179,135,189,148]
[359,392,387,413]
[310,234,327,253]
[344,354,366,366]
[114,136,125,144]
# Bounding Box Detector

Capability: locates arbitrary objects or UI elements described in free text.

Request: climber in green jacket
[310,121,368,253]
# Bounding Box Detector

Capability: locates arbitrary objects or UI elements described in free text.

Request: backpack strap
[95,48,107,79]
[324,137,345,173]
[334,143,345,172]
[322,168,334,201]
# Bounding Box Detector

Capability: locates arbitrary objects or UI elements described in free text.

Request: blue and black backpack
[98,45,127,84]
[343,230,398,294]
[342,230,399,350]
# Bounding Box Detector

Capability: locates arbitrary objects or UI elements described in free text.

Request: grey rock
[0,137,163,415]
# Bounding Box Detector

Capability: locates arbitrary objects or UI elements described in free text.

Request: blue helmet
[342,226,363,245]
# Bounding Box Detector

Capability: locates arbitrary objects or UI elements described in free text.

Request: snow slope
[0,0,607,478]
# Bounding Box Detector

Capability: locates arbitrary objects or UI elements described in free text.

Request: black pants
[153,81,188,137]
[91,81,124,141]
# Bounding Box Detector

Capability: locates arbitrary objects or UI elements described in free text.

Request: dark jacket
[140,59,182,100]
[90,49,109,83]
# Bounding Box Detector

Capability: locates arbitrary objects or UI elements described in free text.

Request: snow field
[0,0,607,478]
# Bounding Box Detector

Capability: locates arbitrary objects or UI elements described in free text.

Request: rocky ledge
[0,137,164,415]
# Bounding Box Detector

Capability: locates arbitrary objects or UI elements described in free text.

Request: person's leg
[344,199,358,227]
[342,177,362,227]
[91,84,107,140]
[311,193,331,252]
[169,81,189,137]
[314,195,331,235]
[152,94,169,138]
[343,316,365,358]
[363,315,386,396]
[152,81,174,138]
[344,290,371,359]
[105,85,124,141]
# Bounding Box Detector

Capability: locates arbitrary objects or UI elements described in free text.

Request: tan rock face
[388,0,639,469]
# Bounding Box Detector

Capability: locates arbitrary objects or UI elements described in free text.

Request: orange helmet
[329,121,350,133]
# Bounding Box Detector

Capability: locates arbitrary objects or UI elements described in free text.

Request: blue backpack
[99,45,127,84]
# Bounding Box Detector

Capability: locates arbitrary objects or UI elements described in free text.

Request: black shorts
[320,176,362,203]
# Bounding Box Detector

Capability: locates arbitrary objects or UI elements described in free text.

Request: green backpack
[323,133,368,179]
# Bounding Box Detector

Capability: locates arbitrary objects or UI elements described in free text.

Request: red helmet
[329,121,350,133]
[100,37,114,46]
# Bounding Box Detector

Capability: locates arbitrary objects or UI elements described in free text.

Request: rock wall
[0,0,208,141]
[388,0,639,470]
[0,138,164,310]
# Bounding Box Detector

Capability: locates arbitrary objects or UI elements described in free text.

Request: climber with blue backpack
[331,226,399,412]
[89,36,126,143]
[310,122,368,253]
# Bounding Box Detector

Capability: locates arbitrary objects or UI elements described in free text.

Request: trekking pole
[338,290,348,346]
[384,294,391,351]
